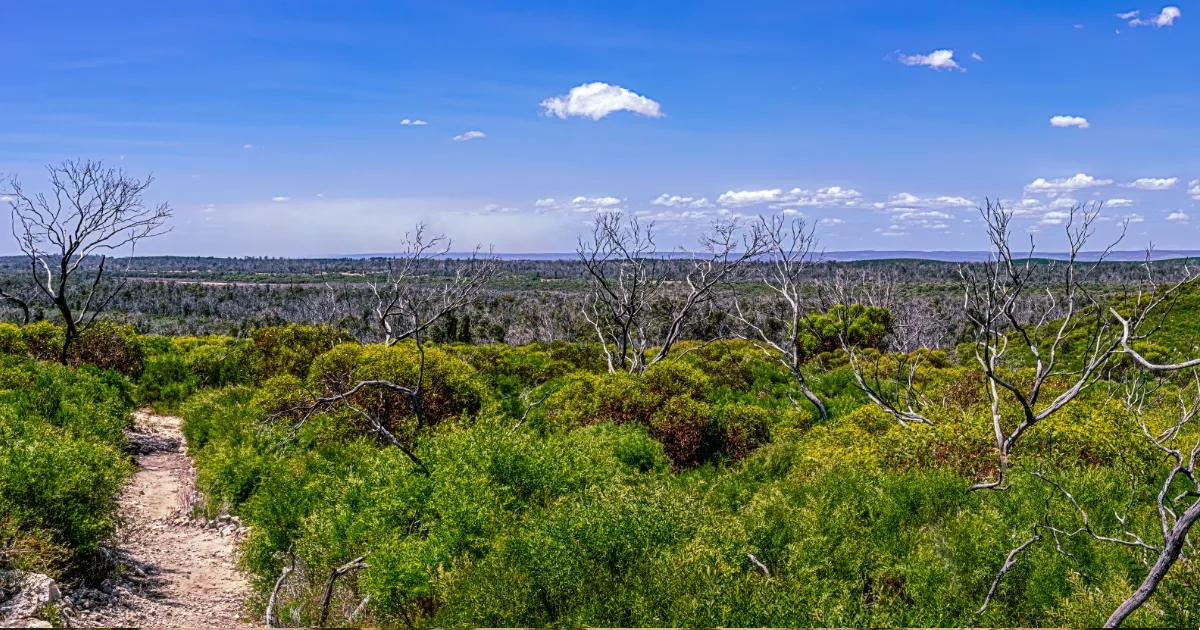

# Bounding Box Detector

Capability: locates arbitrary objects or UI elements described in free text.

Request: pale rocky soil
[63,411,253,628]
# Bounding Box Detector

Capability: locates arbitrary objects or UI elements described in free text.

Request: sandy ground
[68,411,253,628]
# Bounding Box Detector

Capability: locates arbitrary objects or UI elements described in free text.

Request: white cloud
[931,195,975,207]
[452,130,486,141]
[1050,115,1090,129]
[1128,6,1181,26]
[572,196,621,207]
[1125,213,1145,223]
[243,144,254,149]
[1024,173,1113,194]
[773,186,864,208]
[1189,179,1200,199]
[0,196,11,202]
[886,193,975,209]
[719,186,863,209]
[272,196,290,202]
[540,82,664,120]
[401,119,429,126]
[652,194,713,208]
[888,192,922,206]
[1117,10,1140,19]
[1105,198,1135,207]
[1122,177,1178,190]
[895,210,953,220]
[971,52,983,61]
[1167,211,1189,222]
[897,49,963,71]
[1041,210,1072,225]
[718,189,784,207]
[534,196,623,213]
[820,218,844,226]
[1074,24,1085,28]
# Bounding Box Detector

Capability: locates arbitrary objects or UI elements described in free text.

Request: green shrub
[0,361,134,573]
[21,320,63,362]
[0,323,25,355]
[70,320,144,375]
[251,324,354,382]
[306,342,486,435]
[136,351,199,409]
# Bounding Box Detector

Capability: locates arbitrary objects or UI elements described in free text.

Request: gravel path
[68,411,252,628]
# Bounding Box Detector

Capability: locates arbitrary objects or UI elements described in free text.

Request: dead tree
[960,201,1126,489]
[814,267,934,427]
[369,223,498,346]
[578,212,766,375]
[961,216,1200,625]
[4,159,171,362]
[978,368,1200,627]
[731,215,828,419]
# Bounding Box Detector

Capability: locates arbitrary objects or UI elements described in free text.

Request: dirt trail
[68,411,252,628]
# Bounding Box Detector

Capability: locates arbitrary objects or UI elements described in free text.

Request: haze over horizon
[3,1,1199,257]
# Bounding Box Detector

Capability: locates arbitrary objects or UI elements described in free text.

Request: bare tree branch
[4,159,172,362]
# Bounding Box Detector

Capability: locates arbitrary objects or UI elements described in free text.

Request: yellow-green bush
[251,324,355,382]
[0,323,25,355]
[70,320,144,375]
[306,342,486,436]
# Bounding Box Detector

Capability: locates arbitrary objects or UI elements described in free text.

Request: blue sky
[2,0,1198,256]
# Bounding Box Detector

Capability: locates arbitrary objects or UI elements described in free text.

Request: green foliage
[21,320,64,362]
[307,342,486,434]
[251,324,354,382]
[800,304,894,360]
[135,335,255,409]
[0,359,134,574]
[70,320,144,375]
[0,323,25,355]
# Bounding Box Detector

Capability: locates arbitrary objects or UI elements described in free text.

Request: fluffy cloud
[652,194,713,208]
[971,52,984,61]
[1041,210,1072,225]
[540,82,664,120]
[772,186,863,208]
[897,49,963,71]
[717,186,863,209]
[243,143,254,149]
[452,130,486,141]
[271,196,290,202]
[885,193,975,210]
[718,189,784,207]
[1189,179,1200,199]
[1125,213,1145,223]
[572,196,621,207]
[1125,6,1181,27]
[401,119,429,126]
[1122,177,1178,190]
[1024,173,1113,194]
[820,218,844,226]
[1050,115,1090,129]
[534,196,623,213]
[1167,211,1190,222]
[1105,198,1135,208]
